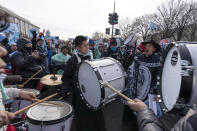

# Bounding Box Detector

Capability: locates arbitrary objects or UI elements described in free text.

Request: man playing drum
[61,35,106,131]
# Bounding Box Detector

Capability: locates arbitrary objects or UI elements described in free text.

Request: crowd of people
[0,11,197,131]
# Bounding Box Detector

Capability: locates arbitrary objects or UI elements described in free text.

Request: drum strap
[133,61,139,98]
[74,52,93,64]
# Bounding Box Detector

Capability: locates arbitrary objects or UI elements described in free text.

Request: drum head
[136,65,151,100]
[78,62,101,109]
[23,88,40,96]
[161,46,182,111]
[27,101,72,124]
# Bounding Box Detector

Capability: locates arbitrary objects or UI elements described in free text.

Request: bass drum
[158,42,197,112]
[77,57,126,110]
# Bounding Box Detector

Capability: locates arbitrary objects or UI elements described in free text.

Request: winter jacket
[137,108,197,131]
[36,45,49,73]
[124,53,161,101]
[61,52,106,131]
[0,86,20,131]
[11,42,44,78]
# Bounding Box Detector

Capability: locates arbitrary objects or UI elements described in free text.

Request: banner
[2,23,19,44]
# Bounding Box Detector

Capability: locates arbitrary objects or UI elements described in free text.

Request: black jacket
[11,44,44,78]
[124,52,161,101]
[61,53,106,131]
[137,108,197,131]
[36,45,49,73]
[136,53,161,90]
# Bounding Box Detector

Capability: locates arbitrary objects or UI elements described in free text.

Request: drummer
[0,46,37,130]
[61,35,106,131]
[123,40,162,126]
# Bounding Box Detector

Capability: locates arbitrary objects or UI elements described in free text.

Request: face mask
[0,73,6,82]
[111,46,117,52]
[25,47,32,52]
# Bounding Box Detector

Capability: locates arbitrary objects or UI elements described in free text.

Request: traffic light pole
[112,25,114,38]
[111,1,115,38]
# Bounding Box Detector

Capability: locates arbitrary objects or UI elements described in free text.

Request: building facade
[0,4,40,38]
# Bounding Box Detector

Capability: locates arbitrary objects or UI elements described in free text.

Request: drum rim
[76,60,104,110]
[26,101,73,125]
[158,43,193,112]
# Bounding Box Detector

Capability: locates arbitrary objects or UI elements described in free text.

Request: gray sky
[0,0,170,39]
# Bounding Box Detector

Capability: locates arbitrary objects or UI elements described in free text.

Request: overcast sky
[0,0,171,39]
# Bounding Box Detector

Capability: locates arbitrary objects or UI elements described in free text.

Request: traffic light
[108,13,113,25]
[105,28,110,35]
[113,13,119,25]
[115,29,120,36]
[108,13,119,25]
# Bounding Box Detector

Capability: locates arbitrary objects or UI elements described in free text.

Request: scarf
[0,74,9,100]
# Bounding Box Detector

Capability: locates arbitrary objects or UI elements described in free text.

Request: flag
[150,22,156,30]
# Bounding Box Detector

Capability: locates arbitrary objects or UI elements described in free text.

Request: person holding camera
[11,38,45,89]
[36,38,49,74]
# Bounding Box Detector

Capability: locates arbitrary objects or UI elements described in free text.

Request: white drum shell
[25,117,72,131]
[25,101,73,131]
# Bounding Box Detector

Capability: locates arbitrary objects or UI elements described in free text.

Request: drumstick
[23,78,40,80]
[40,101,64,106]
[14,93,57,115]
[21,68,42,87]
[103,82,133,102]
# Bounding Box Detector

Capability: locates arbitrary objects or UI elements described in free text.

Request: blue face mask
[111,46,117,51]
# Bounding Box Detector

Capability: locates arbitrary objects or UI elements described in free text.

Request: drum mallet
[103,82,133,102]
[20,68,42,87]
[14,93,57,116]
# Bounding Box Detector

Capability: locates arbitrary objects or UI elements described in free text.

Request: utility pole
[111,1,115,38]
[106,1,119,37]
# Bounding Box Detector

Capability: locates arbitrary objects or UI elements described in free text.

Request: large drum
[77,57,126,110]
[11,88,40,118]
[158,42,197,112]
[25,101,73,131]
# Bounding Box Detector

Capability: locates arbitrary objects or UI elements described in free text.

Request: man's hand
[127,98,147,112]
[0,111,15,128]
[19,90,37,101]
[17,84,24,89]
[154,95,159,102]
[32,51,40,59]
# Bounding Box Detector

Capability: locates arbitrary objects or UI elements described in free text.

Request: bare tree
[131,14,155,41]
[118,17,133,40]
[155,0,197,41]
[154,0,181,39]
[174,1,196,41]
[91,31,104,40]
[185,2,197,41]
